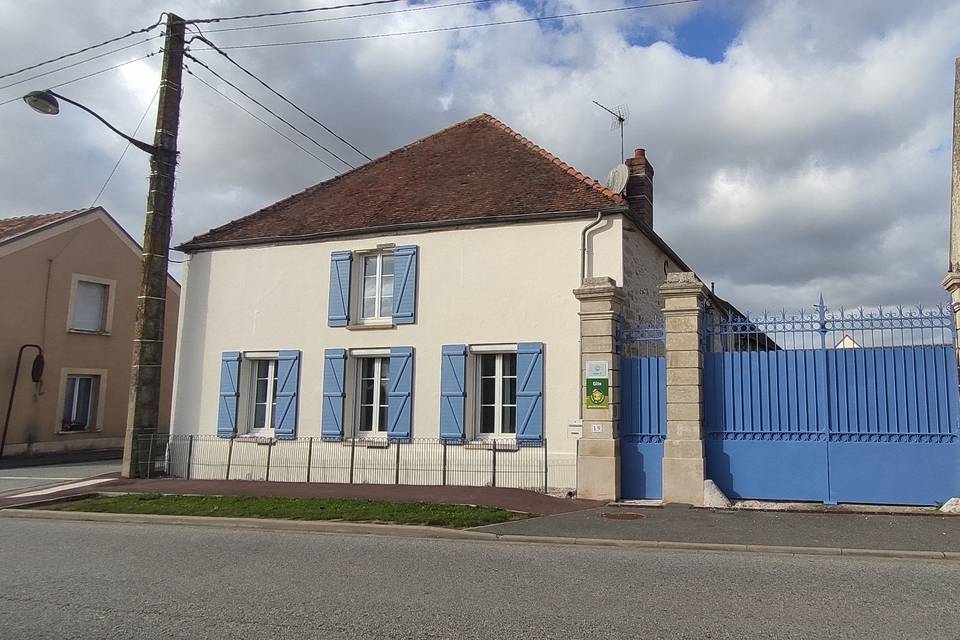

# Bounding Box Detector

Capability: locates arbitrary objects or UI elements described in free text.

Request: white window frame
[56,368,107,434]
[474,350,519,440]
[355,249,396,324]
[354,354,390,438]
[245,357,279,436]
[66,274,116,334]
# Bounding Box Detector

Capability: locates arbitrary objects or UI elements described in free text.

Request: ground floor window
[61,375,100,432]
[357,356,390,436]
[477,352,517,437]
[248,359,279,434]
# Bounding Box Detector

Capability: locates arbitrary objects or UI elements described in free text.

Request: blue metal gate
[704,301,960,505]
[619,322,666,499]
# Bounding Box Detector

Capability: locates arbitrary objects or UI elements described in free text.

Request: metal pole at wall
[121,13,186,478]
[0,344,43,458]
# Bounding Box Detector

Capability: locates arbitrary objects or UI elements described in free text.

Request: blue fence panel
[703,302,960,506]
[620,355,666,500]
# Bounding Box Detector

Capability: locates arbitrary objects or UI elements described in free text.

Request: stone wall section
[621,216,683,324]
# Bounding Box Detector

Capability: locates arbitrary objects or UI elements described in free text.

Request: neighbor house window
[360,252,394,321]
[248,359,279,434]
[71,280,110,332]
[61,375,100,432]
[357,357,390,436]
[477,353,517,437]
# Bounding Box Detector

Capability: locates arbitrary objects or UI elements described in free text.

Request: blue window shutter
[392,245,418,325]
[440,345,467,441]
[273,350,301,440]
[328,251,352,327]
[516,342,544,443]
[387,346,414,440]
[322,349,347,439]
[217,351,241,438]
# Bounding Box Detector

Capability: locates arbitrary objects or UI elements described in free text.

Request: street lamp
[21,13,184,479]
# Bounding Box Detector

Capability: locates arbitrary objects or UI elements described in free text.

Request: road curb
[2,507,955,560]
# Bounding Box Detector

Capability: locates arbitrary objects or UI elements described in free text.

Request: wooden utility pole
[121,13,185,478]
[951,58,960,272]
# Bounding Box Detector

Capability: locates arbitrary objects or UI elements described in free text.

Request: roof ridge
[476,113,623,204]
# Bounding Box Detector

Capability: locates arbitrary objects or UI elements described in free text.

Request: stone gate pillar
[573,277,624,501]
[660,272,708,506]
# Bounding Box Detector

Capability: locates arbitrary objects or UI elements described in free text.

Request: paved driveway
[0,460,119,499]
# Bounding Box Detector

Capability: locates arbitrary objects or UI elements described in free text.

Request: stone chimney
[625,148,654,228]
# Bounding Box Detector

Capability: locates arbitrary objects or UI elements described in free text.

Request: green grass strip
[56,494,524,528]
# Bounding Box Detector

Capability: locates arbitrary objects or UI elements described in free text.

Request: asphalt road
[0,460,118,498]
[0,518,956,639]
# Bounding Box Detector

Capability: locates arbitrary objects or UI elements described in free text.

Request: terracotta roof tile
[0,209,87,243]
[180,114,624,250]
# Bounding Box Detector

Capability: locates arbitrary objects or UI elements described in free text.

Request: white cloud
[0,0,957,314]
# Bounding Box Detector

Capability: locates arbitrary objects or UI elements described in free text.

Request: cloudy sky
[1,0,957,314]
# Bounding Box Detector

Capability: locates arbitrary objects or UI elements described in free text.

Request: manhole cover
[601,511,645,521]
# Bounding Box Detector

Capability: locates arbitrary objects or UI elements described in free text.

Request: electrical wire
[188,0,408,24]
[191,0,702,50]
[182,51,353,170]
[0,50,162,108]
[200,0,494,35]
[192,33,372,161]
[0,36,162,93]
[0,14,165,81]
[184,62,338,171]
[90,86,161,207]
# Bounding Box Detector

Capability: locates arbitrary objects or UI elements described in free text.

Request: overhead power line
[0,36,161,93]
[188,0,409,25]
[182,51,354,170]
[200,0,494,35]
[189,0,702,51]
[0,50,162,108]
[185,63,337,171]
[91,85,161,207]
[192,33,372,161]
[0,14,165,81]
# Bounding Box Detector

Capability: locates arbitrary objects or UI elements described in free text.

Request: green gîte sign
[585,360,610,410]
[586,378,609,409]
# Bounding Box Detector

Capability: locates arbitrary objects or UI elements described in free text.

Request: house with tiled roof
[171,114,694,495]
[0,207,179,459]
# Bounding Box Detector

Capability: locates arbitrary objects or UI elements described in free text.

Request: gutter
[580,212,604,283]
[177,206,628,253]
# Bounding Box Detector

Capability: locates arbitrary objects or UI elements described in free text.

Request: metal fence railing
[133,434,576,494]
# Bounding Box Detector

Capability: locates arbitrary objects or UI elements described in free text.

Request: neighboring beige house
[0,207,179,458]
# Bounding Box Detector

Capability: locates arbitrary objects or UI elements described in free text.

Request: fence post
[306,437,313,483]
[185,435,194,480]
[572,277,625,500]
[349,435,356,484]
[395,439,402,485]
[225,437,234,481]
[146,435,155,479]
[442,439,447,486]
[491,441,497,488]
[660,272,709,506]
[543,438,548,494]
[265,440,273,482]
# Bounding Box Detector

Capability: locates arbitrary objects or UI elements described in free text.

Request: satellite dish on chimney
[606,163,629,194]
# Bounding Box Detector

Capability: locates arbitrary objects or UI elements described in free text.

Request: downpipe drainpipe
[580,212,604,284]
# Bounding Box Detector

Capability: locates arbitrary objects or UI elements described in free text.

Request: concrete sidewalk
[476,504,960,553]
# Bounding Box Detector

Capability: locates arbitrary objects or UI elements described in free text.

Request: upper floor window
[361,252,394,321]
[69,275,114,334]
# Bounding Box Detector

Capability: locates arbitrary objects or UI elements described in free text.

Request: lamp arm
[47,90,164,156]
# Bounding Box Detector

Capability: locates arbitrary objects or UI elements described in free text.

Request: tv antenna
[592,100,629,163]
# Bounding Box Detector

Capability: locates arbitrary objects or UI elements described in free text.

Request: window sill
[67,328,110,336]
[57,427,102,435]
[347,321,395,331]
[236,434,275,444]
